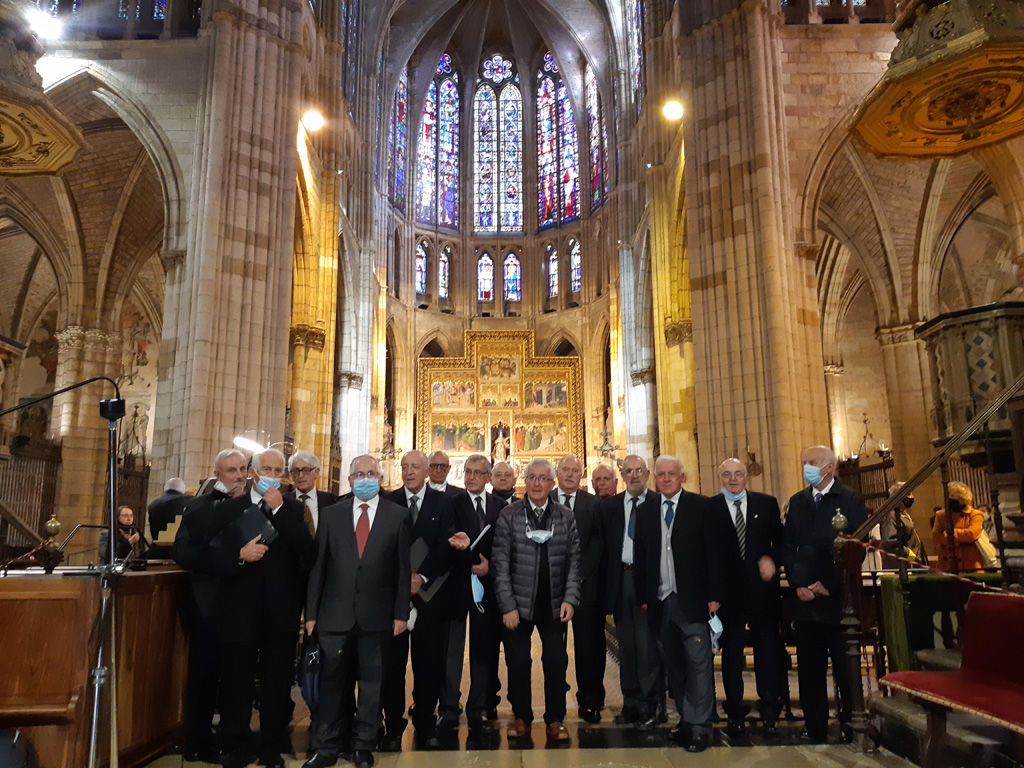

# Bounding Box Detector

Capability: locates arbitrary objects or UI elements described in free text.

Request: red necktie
[355,503,370,558]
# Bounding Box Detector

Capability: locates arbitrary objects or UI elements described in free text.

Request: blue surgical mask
[803,464,824,487]
[255,475,281,495]
[471,574,485,604]
[721,487,746,503]
[526,529,553,544]
[353,478,380,499]
[709,612,723,649]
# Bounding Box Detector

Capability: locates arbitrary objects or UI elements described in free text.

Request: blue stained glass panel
[570,239,581,293]
[439,248,450,299]
[504,253,522,301]
[558,79,579,222]
[437,53,453,76]
[499,84,522,231]
[537,75,558,229]
[388,67,409,209]
[415,243,428,294]
[543,52,558,73]
[483,54,513,84]
[474,87,497,232]
[438,76,459,227]
[586,65,605,208]
[630,0,646,112]
[548,247,559,298]
[415,80,438,223]
[478,254,495,301]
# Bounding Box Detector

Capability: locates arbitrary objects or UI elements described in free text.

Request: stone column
[151,0,305,487]
[824,363,850,457]
[876,324,942,519]
[682,0,829,497]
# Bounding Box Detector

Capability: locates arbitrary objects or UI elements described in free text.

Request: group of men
[172,441,866,767]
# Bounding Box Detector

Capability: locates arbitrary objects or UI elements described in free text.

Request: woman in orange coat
[931,481,985,572]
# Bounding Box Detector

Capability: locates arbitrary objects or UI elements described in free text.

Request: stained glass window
[119,0,164,19]
[388,66,409,209]
[475,54,522,234]
[547,246,559,298]
[569,239,582,293]
[629,0,646,113]
[585,65,609,209]
[416,54,460,227]
[344,0,359,106]
[478,254,494,301]
[504,253,522,302]
[537,53,579,228]
[415,243,427,295]
[439,247,450,299]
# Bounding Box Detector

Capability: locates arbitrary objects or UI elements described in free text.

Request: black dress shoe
[184,747,223,764]
[221,749,256,768]
[414,733,443,750]
[579,707,602,723]
[468,719,496,733]
[378,733,403,752]
[763,720,779,738]
[614,710,639,725]
[486,708,499,721]
[635,714,658,731]
[669,722,691,743]
[259,754,285,768]
[840,724,854,744]
[302,753,338,768]
[435,717,460,731]
[685,732,709,753]
[800,730,826,744]
[353,750,375,768]
[727,719,746,736]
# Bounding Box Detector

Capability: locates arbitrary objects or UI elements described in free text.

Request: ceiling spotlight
[662,100,684,121]
[233,435,265,454]
[301,109,325,132]
[26,9,63,41]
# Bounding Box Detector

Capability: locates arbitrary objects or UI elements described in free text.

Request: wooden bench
[880,591,1024,768]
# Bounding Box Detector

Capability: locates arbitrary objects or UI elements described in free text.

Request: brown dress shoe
[545,722,570,742]
[507,719,530,737]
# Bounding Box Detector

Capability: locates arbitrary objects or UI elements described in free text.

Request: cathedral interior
[4,0,1024,765]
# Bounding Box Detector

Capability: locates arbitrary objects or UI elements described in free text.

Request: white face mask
[526,529,553,545]
[709,613,723,650]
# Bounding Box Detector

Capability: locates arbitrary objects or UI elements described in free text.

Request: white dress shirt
[657,490,682,601]
[428,481,449,493]
[728,493,748,529]
[621,490,647,565]
[558,488,575,511]
[352,493,379,528]
[405,487,425,518]
[250,488,283,515]
[296,489,320,532]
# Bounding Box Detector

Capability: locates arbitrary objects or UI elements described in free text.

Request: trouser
[381,600,445,733]
[795,620,849,737]
[439,601,502,722]
[503,606,568,725]
[572,599,607,710]
[314,628,389,754]
[719,604,783,723]
[184,611,220,753]
[656,593,714,735]
[612,568,661,716]
[219,630,298,757]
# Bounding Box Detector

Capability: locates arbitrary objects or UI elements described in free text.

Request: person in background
[882,482,925,564]
[428,451,462,497]
[148,477,190,545]
[99,505,148,561]
[285,450,339,536]
[932,482,985,573]
[590,464,618,499]
[490,461,518,505]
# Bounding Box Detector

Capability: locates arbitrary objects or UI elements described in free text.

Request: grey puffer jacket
[492,498,581,621]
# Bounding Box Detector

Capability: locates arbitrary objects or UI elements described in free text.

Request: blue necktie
[664,499,674,528]
[627,496,637,540]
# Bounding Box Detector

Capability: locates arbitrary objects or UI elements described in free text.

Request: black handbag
[297,634,321,713]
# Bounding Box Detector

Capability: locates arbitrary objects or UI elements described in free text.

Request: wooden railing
[0,439,61,555]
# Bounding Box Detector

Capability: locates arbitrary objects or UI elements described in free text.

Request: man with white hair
[783,445,867,744]
[633,456,722,753]
[285,450,339,535]
[148,476,190,544]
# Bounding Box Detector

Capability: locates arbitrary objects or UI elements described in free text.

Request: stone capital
[631,367,656,386]
[664,320,693,348]
[55,326,120,355]
[335,371,364,390]
[824,363,844,376]
[876,323,922,346]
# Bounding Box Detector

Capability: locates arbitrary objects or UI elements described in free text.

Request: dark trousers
[314,628,388,754]
[795,620,849,737]
[612,568,660,716]
[184,611,220,753]
[572,600,607,710]
[656,593,714,734]
[439,602,502,722]
[719,604,782,723]
[219,630,298,757]
[503,606,568,725]
[381,601,445,733]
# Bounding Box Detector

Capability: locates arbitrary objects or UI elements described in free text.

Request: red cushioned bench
[880,591,1024,768]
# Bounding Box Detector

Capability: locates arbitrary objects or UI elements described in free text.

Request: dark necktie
[409,495,419,525]
[355,503,370,558]
[734,499,746,559]
[814,491,823,507]
[563,493,572,509]
[475,495,485,524]
[628,496,637,540]
[299,493,315,536]
[664,499,674,528]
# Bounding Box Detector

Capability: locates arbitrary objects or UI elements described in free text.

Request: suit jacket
[551,488,604,606]
[172,490,236,617]
[601,491,657,614]
[385,486,455,586]
[634,490,723,626]
[285,489,341,532]
[148,490,190,541]
[450,490,506,613]
[782,481,867,624]
[306,495,411,633]
[710,491,784,621]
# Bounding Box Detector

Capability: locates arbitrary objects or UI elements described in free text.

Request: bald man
[427,450,462,497]
[782,445,867,744]
[591,465,618,499]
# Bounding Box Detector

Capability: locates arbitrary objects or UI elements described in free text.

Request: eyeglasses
[352,471,379,479]
[465,469,490,478]
[623,467,647,475]
[720,471,746,480]
[525,474,552,483]
[429,463,450,470]
[291,467,318,476]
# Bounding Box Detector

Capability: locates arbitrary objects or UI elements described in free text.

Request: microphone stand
[0,376,125,768]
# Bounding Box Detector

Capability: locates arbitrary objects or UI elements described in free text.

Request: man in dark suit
[490,460,518,505]
[214,448,316,768]
[443,453,506,731]
[551,454,606,723]
[148,476,190,546]
[711,457,785,737]
[590,465,618,499]
[634,456,722,753]
[286,450,340,535]
[304,455,411,768]
[427,450,462,497]
[601,455,661,727]
[381,450,456,748]
[783,445,867,744]
[172,449,247,763]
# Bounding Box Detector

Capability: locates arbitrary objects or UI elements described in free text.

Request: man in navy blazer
[304,455,410,768]
[285,450,339,535]
[710,458,785,736]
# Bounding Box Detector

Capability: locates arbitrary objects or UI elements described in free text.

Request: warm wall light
[26,8,63,40]
[233,435,265,454]
[301,109,325,132]
[662,100,684,121]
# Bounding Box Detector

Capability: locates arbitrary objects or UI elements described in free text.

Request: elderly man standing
[427,450,462,497]
[783,445,867,744]
[601,455,660,728]
[304,455,410,768]
[712,458,784,737]
[591,465,618,499]
[148,476,189,545]
[634,456,722,753]
[551,454,606,722]
[493,458,581,742]
[490,460,518,505]
[286,450,339,535]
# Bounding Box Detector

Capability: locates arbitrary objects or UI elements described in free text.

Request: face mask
[721,487,746,503]
[903,496,915,509]
[471,574,485,604]
[948,499,964,514]
[526,529,553,545]
[803,464,824,487]
[255,474,281,495]
[353,478,380,499]
[708,613,723,650]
